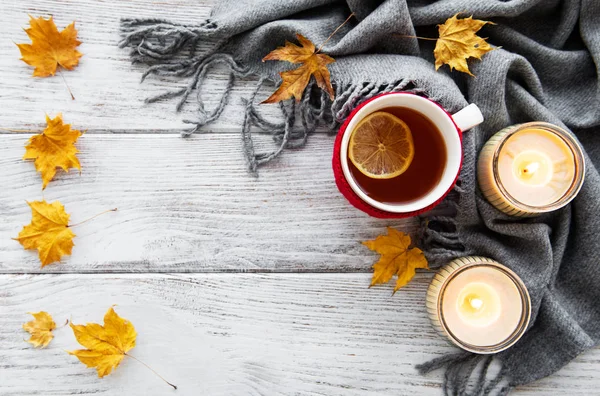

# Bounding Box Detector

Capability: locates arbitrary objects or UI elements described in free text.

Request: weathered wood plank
[0,0,286,131]
[2,273,599,395]
[0,134,417,273]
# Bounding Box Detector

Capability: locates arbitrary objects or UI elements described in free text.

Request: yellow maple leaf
[363,227,428,293]
[14,200,75,267]
[262,34,335,103]
[434,14,495,76]
[68,307,137,378]
[23,311,56,348]
[23,114,82,189]
[16,15,82,77]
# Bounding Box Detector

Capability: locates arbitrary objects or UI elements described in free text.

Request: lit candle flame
[523,162,540,175]
[470,297,483,310]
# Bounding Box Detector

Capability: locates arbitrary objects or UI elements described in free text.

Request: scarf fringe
[418,183,466,268]
[119,18,433,173]
[416,352,513,395]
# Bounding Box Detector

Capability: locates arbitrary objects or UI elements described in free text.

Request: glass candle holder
[426,256,531,354]
[477,122,585,217]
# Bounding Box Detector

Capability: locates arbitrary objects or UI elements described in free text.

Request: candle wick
[523,162,540,174]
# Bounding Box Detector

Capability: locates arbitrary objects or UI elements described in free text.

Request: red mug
[332,92,483,218]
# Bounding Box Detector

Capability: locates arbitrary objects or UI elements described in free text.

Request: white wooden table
[1,1,599,395]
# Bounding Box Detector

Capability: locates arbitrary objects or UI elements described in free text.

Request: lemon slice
[348,111,415,179]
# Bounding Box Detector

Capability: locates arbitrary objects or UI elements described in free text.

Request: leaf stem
[316,12,355,53]
[68,208,117,228]
[56,318,70,329]
[394,34,438,41]
[57,67,76,100]
[126,353,177,390]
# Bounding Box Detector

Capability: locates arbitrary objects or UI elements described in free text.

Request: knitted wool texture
[120,1,600,394]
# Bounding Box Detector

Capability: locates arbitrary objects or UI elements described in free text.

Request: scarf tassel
[416,352,513,395]
[119,19,439,173]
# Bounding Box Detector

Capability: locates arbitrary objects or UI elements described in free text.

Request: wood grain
[0,0,287,131]
[0,134,417,273]
[2,273,599,396]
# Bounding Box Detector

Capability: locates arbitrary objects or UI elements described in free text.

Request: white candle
[442,266,522,346]
[427,257,531,354]
[497,128,575,206]
[478,122,585,216]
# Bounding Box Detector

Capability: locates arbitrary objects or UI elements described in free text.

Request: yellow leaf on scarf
[363,227,428,293]
[14,200,75,267]
[23,311,56,348]
[16,15,82,77]
[23,114,82,189]
[262,34,335,103]
[68,307,137,378]
[434,14,495,76]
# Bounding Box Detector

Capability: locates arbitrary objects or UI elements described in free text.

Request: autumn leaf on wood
[68,307,177,388]
[24,114,82,189]
[15,201,116,267]
[434,14,494,76]
[14,200,75,267]
[363,227,428,293]
[262,34,335,103]
[68,307,137,378]
[23,311,56,348]
[16,15,82,77]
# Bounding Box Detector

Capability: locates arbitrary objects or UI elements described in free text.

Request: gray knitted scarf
[120,0,600,394]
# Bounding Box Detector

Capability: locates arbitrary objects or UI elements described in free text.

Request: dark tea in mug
[347,106,447,204]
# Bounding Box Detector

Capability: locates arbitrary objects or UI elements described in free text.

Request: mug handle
[452,103,484,132]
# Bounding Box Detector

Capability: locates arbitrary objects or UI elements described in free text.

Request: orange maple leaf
[16,15,82,77]
[14,200,75,267]
[262,34,335,103]
[363,227,428,293]
[23,311,57,348]
[434,14,495,76]
[23,114,82,189]
[68,306,177,388]
[68,307,137,378]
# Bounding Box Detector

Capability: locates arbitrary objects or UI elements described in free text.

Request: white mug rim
[339,93,462,213]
